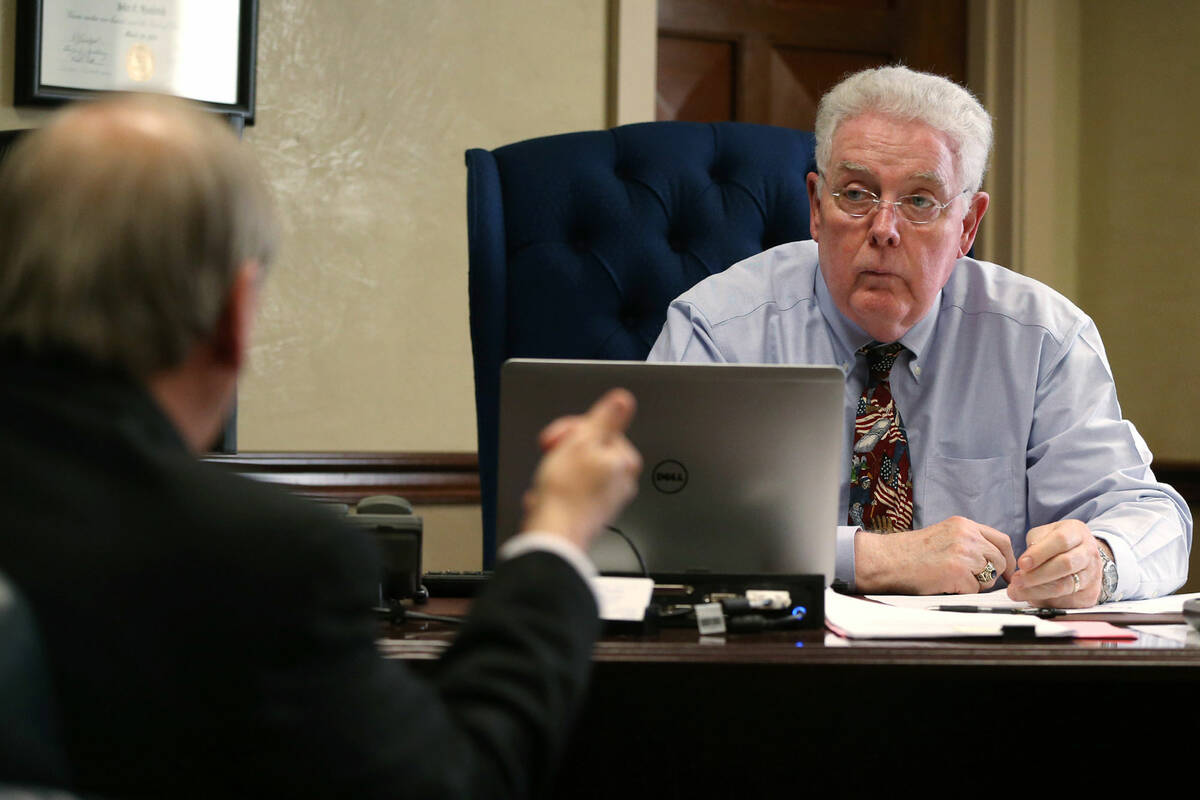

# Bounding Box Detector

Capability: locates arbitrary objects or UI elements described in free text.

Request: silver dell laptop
[496,359,844,582]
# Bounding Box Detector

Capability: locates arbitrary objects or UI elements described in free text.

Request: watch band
[1097,544,1118,604]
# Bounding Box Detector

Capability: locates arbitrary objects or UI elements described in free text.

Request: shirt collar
[814,263,942,382]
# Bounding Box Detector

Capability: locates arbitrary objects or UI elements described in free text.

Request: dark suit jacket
[0,348,601,799]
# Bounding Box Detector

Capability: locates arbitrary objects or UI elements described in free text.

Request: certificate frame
[13,0,259,123]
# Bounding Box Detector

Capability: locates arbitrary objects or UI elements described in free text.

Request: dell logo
[651,459,688,494]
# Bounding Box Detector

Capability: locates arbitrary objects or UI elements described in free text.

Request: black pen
[932,605,1064,619]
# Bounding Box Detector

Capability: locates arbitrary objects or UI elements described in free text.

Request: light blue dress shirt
[648,240,1191,599]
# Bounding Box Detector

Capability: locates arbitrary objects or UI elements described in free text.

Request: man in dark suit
[0,93,641,798]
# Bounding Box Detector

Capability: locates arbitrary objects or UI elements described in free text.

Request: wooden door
[657,0,968,130]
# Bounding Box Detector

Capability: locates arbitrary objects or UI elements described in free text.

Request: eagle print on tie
[847,342,914,532]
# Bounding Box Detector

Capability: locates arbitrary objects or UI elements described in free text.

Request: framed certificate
[14,0,259,122]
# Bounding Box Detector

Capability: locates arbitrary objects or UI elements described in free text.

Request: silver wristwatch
[1097,544,1118,604]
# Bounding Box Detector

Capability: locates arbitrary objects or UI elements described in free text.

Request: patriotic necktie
[847,342,914,532]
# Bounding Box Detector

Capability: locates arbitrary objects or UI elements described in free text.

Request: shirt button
[914,365,922,376]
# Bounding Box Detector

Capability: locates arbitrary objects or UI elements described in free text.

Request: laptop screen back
[497,359,844,582]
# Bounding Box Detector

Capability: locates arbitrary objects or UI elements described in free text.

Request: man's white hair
[814,65,993,193]
[0,93,277,377]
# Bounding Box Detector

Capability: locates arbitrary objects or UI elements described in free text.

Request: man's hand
[520,389,643,551]
[854,516,1017,594]
[1006,520,1104,608]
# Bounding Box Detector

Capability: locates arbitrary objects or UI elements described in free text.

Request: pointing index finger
[584,388,637,435]
[539,389,637,452]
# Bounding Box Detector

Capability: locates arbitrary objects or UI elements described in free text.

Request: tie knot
[860,342,904,376]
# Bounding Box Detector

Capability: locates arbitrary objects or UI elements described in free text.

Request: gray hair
[0,93,277,377]
[814,65,993,193]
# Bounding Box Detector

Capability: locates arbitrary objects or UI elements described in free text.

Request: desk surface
[386,597,1200,665]
[386,599,1200,793]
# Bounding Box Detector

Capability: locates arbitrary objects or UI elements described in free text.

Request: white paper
[39,0,241,104]
[1126,624,1200,645]
[867,591,1030,611]
[826,589,1071,639]
[593,576,654,622]
[1087,592,1200,614]
[867,590,1200,615]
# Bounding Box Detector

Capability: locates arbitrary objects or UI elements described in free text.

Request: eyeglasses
[827,185,969,224]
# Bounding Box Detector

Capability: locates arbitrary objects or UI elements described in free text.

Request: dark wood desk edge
[383,634,1200,668]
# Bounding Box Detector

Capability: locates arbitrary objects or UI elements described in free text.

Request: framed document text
[14,0,259,122]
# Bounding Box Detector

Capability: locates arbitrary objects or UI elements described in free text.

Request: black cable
[605,525,648,577]
[719,597,753,615]
[726,613,807,633]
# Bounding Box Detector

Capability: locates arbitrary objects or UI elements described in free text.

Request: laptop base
[604,572,826,631]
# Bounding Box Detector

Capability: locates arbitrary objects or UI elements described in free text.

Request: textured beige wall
[1077,1,1200,461]
[238,0,608,452]
[609,0,656,125]
[234,0,608,569]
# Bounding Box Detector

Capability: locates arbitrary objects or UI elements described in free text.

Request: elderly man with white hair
[650,65,1190,606]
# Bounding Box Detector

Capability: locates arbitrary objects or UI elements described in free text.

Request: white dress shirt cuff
[836,525,859,591]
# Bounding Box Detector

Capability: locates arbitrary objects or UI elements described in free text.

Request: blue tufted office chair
[466,121,817,566]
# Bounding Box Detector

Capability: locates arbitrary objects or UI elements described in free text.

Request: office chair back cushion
[0,572,69,787]
[467,121,816,564]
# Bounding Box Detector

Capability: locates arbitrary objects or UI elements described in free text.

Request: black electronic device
[345,496,425,604]
[422,570,492,598]
[645,572,825,630]
[1184,598,1200,633]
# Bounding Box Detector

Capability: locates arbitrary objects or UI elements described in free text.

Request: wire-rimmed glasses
[828,185,969,224]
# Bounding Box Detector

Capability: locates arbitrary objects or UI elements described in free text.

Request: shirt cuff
[498,531,600,604]
[836,525,859,591]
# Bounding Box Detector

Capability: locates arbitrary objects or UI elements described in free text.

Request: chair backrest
[0,572,70,789]
[466,121,816,566]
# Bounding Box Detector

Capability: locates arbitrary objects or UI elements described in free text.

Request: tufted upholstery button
[668,236,686,253]
[620,309,638,329]
[572,238,589,253]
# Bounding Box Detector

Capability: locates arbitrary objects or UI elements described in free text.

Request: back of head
[0,93,277,377]
[814,65,993,193]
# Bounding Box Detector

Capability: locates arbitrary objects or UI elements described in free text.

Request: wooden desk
[385,600,1200,793]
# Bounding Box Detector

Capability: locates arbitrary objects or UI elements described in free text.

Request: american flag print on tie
[847,342,914,532]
